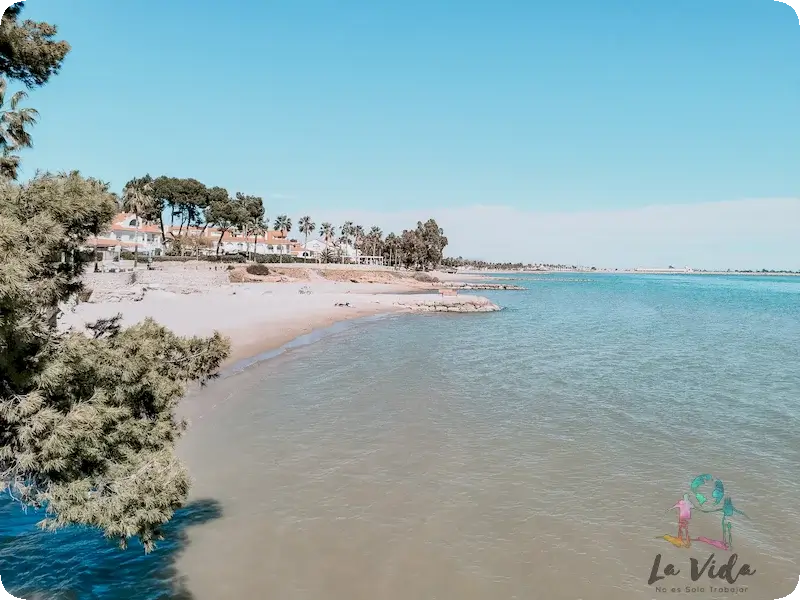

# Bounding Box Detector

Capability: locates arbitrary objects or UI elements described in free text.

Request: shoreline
[221,312,398,375]
[60,272,500,372]
[458,269,800,276]
[221,297,408,368]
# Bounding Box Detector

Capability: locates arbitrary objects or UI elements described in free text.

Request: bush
[245,264,271,276]
[253,253,308,264]
[119,250,150,261]
[413,272,439,283]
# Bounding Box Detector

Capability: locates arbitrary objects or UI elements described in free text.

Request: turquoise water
[2,274,799,599]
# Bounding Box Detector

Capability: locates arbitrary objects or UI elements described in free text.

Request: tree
[273,214,292,263]
[353,225,365,264]
[0,5,230,554]
[0,78,37,180]
[340,221,354,263]
[0,172,231,552]
[368,226,382,259]
[0,2,69,180]
[383,232,399,267]
[172,233,213,260]
[0,3,71,89]
[319,247,335,264]
[415,219,448,270]
[319,222,335,263]
[235,193,264,261]
[205,193,245,256]
[150,177,213,243]
[251,219,267,261]
[121,176,156,267]
[298,215,315,253]
[400,229,426,269]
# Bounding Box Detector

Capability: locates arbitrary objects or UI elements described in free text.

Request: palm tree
[336,234,349,264]
[122,177,155,268]
[320,222,335,263]
[251,219,267,262]
[369,226,383,262]
[273,214,292,262]
[353,225,365,265]
[320,222,335,242]
[0,78,38,180]
[298,216,316,259]
[384,232,399,268]
[340,221,354,263]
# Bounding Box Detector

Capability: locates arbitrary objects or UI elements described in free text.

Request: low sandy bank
[60,280,499,367]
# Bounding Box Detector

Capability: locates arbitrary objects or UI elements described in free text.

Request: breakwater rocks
[396,297,501,313]
[442,283,525,291]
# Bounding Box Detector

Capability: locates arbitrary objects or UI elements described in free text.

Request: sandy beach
[59,263,499,367]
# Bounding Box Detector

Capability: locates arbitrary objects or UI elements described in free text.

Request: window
[128,219,137,227]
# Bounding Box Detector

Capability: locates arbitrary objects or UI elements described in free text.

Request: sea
[2,273,799,599]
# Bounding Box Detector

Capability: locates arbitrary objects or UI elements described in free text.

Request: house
[215,229,302,256]
[300,237,384,265]
[87,213,307,259]
[298,238,330,259]
[86,213,165,259]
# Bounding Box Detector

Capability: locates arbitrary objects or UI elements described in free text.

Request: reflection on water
[175,274,800,600]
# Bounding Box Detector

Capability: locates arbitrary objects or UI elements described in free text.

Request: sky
[14,0,800,269]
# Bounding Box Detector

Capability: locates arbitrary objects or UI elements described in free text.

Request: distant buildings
[87,213,303,258]
[87,213,381,264]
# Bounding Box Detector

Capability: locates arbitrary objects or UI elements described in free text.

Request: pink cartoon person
[667,493,695,547]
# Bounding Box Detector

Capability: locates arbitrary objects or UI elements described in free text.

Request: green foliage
[0,3,71,88]
[0,172,230,552]
[0,78,38,180]
[253,253,306,264]
[245,264,270,276]
[413,272,439,283]
[298,216,315,237]
[122,175,158,222]
[319,248,335,264]
[273,214,292,235]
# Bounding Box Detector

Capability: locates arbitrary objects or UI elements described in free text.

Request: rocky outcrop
[440,283,525,291]
[395,296,500,313]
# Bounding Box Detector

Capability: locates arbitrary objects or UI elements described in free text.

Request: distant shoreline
[457,269,799,277]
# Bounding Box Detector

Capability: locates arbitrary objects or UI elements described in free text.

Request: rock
[394,295,500,313]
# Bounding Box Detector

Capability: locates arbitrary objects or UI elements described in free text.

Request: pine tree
[0,4,231,552]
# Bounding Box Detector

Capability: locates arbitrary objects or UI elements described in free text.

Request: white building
[86,213,165,258]
[86,213,304,258]
[215,230,300,256]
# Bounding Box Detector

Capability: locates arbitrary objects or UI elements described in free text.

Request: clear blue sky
[16,0,800,267]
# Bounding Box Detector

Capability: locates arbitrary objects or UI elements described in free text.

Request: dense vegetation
[120,178,450,270]
[0,3,230,552]
[441,257,580,271]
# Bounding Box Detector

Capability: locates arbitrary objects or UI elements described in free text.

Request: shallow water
[3,274,800,599]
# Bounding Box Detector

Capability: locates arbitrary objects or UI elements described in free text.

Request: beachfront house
[86,212,165,259]
[87,212,310,259]
[298,238,329,260]
[214,229,302,256]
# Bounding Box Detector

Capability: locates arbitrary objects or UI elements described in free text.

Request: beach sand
[60,268,498,367]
